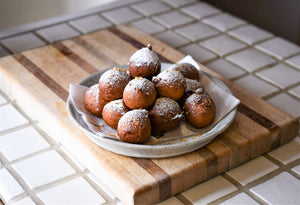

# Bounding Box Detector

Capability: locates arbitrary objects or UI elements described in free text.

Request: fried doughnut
[152,69,186,101]
[129,44,161,79]
[184,88,216,128]
[149,97,183,136]
[99,67,131,101]
[123,77,156,109]
[117,109,151,144]
[102,99,130,129]
[176,63,199,80]
[84,84,108,117]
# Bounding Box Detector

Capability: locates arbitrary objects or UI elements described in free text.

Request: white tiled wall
[0,0,299,204]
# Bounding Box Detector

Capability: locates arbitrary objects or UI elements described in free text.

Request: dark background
[204,0,300,45]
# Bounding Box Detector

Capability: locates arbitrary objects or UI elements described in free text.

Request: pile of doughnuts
[84,44,216,144]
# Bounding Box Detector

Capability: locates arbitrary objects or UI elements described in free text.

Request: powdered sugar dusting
[124,77,155,96]
[154,69,186,86]
[186,92,213,108]
[89,84,100,106]
[152,97,182,117]
[119,109,149,131]
[129,47,160,66]
[103,99,128,115]
[99,67,130,87]
[185,79,202,93]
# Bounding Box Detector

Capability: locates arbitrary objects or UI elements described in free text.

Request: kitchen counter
[0,0,299,204]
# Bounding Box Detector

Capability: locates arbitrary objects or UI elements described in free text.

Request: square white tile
[37,177,105,205]
[69,15,112,34]
[266,93,300,118]
[228,25,273,45]
[0,126,49,161]
[268,137,300,164]
[12,150,76,189]
[286,54,300,70]
[152,10,193,29]
[154,30,189,48]
[199,34,247,56]
[36,24,80,43]
[250,172,300,204]
[225,48,276,72]
[179,43,217,63]
[161,0,197,8]
[59,146,86,171]
[255,37,300,60]
[0,104,29,132]
[0,93,7,105]
[11,197,36,205]
[292,164,300,176]
[181,176,237,204]
[206,58,246,79]
[1,33,45,53]
[203,13,246,32]
[226,156,279,185]
[175,22,219,41]
[256,64,300,89]
[132,18,165,35]
[234,75,279,98]
[289,85,300,99]
[0,168,24,202]
[102,7,142,25]
[156,196,184,205]
[131,1,171,16]
[180,2,221,19]
[220,193,259,205]
[87,173,116,200]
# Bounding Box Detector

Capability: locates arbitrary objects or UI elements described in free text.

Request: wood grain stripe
[196,147,219,179]
[73,38,117,66]
[237,103,281,149]
[13,53,68,101]
[238,103,279,130]
[108,26,173,63]
[132,158,171,201]
[53,42,98,74]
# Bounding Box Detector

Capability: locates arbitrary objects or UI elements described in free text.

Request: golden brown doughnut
[152,69,186,101]
[99,67,131,101]
[176,63,199,80]
[129,44,161,79]
[184,88,216,128]
[84,84,108,117]
[123,77,156,109]
[149,97,183,136]
[117,109,151,144]
[102,99,130,129]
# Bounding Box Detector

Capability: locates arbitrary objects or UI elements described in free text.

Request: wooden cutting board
[0,24,298,205]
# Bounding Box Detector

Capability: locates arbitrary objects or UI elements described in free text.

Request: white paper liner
[69,55,240,144]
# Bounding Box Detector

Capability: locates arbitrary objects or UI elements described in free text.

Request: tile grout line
[0,151,45,205]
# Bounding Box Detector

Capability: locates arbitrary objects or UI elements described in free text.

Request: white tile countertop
[0,0,299,204]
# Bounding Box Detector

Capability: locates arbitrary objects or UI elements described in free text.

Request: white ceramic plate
[67,64,237,158]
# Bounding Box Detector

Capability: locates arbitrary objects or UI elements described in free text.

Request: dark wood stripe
[238,103,279,131]
[14,53,68,101]
[53,42,98,74]
[196,147,219,179]
[237,103,281,149]
[132,158,171,201]
[107,26,173,63]
[73,38,117,66]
